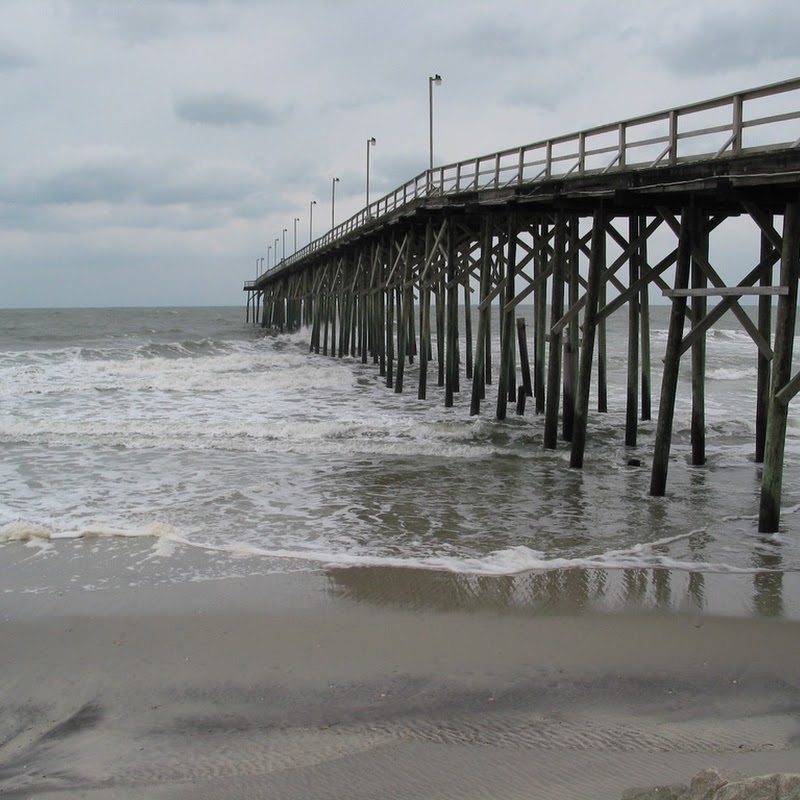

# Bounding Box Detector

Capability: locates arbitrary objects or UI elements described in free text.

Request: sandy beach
[0,541,798,799]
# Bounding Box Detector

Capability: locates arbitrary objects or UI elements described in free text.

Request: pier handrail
[252,76,800,284]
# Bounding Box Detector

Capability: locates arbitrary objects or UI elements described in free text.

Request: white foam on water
[164,533,786,577]
[707,366,758,381]
[4,307,800,591]
[0,519,181,545]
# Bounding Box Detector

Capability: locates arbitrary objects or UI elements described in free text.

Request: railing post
[669,110,678,164]
[618,122,626,169]
[578,133,586,174]
[545,141,552,178]
[733,94,743,153]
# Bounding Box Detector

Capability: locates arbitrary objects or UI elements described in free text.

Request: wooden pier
[245,77,800,533]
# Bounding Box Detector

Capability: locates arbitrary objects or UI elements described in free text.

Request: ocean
[2,305,799,615]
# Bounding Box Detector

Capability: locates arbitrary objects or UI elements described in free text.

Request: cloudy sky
[2,0,800,308]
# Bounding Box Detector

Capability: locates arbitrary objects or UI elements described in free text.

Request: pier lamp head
[431,74,442,86]
[368,137,376,146]
[333,177,340,183]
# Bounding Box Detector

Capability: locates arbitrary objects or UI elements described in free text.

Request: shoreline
[2,547,800,798]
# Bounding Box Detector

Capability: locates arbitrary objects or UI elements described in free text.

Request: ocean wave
[707,366,757,381]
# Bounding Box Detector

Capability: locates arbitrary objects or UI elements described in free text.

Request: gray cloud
[654,4,800,75]
[65,0,236,43]
[174,92,282,127]
[319,93,393,114]
[444,19,531,60]
[0,150,267,213]
[0,42,35,71]
[3,0,800,308]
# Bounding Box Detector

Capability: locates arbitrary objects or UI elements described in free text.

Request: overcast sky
[2,0,800,308]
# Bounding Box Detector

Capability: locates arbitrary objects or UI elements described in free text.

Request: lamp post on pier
[428,73,442,171]
[309,199,316,242]
[366,137,376,209]
[274,237,279,264]
[282,228,287,260]
[331,177,339,230]
[293,217,300,253]
[267,245,272,269]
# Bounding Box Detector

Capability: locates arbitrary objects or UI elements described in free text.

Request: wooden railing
[247,76,800,287]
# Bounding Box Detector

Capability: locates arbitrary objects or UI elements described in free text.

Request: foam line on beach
[2,518,794,579]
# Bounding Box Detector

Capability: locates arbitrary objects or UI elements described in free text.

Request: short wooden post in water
[516,318,533,411]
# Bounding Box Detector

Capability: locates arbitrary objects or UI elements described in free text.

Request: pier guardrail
[251,76,800,285]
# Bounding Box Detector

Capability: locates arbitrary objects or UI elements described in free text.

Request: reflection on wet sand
[326,563,792,619]
[753,537,784,617]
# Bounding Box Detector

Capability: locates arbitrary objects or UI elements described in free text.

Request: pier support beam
[691,214,708,466]
[625,215,640,447]
[544,212,567,448]
[470,218,492,415]
[755,226,774,462]
[563,218,580,441]
[570,208,605,468]
[650,207,695,496]
[497,218,517,420]
[759,199,800,532]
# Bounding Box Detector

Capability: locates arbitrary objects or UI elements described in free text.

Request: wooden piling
[691,214,708,466]
[445,231,459,407]
[496,217,517,420]
[597,276,608,413]
[563,218,580,441]
[625,215,640,447]
[544,212,566,448]
[418,284,430,400]
[464,276,474,380]
[386,287,395,388]
[517,318,533,400]
[533,222,547,414]
[639,217,652,421]
[650,207,694,496]
[571,208,605,468]
[759,199,800,532]
[435,278,445,388]
[470,218,492,415]
[755,227,773,462]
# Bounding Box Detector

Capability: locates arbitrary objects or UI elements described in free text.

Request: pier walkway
[244,77,800,532]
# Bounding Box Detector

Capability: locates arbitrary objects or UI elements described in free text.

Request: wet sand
[1,543,799,799]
